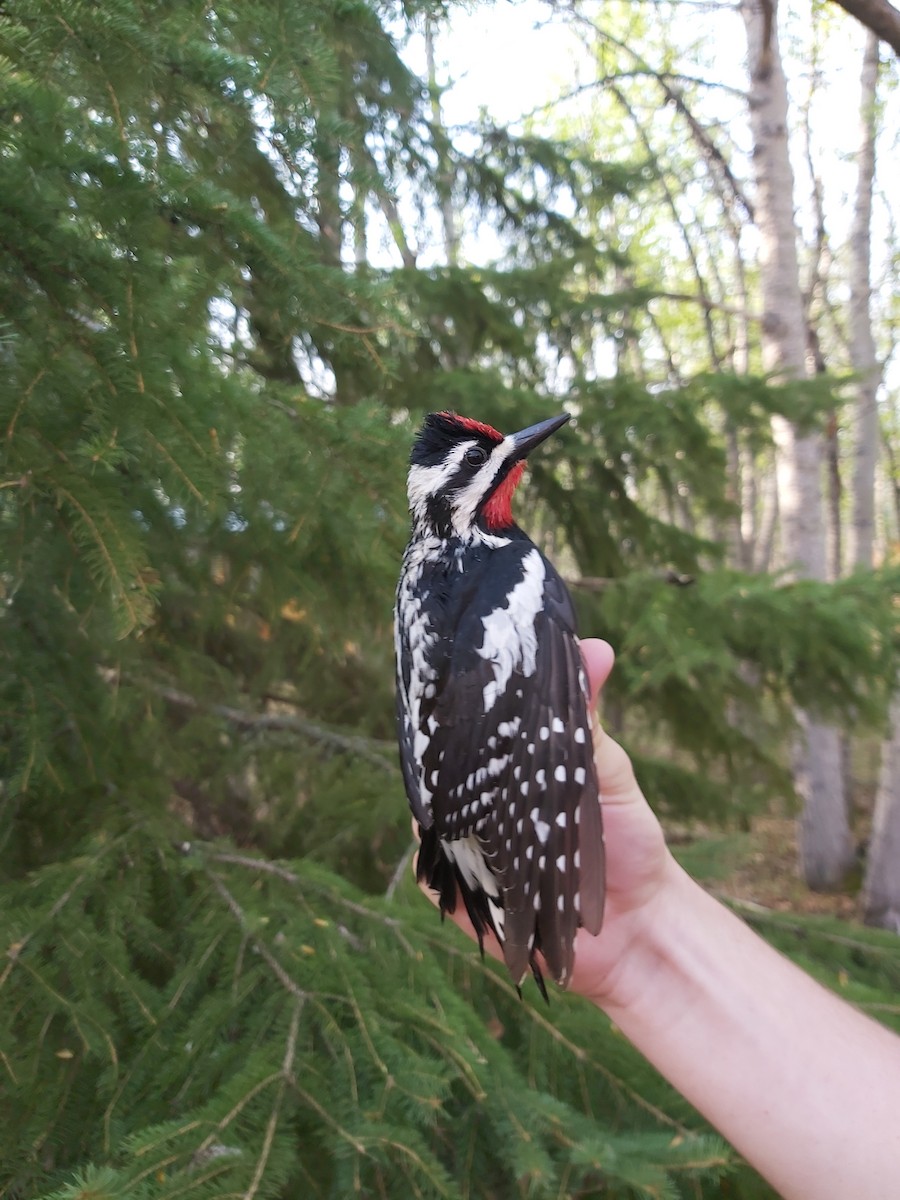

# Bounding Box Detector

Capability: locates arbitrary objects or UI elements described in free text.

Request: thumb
[580,638,641,805]
[580,637,615,706]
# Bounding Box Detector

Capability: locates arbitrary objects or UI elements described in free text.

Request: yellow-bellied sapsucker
[394,411,604,997]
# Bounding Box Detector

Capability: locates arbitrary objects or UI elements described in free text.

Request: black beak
[510,412,571,462]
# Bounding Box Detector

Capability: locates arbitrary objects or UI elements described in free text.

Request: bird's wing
[421,543,604,987]
[396,670,431,828]
[394,595,442,829]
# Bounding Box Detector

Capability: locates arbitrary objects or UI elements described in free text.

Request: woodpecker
[394,410,604,997]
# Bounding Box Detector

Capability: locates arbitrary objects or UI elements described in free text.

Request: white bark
[740,0,854,888]
[849,32,881,571]
[846,34,900,931]
[864,689,900,931]
[425,19,460,268]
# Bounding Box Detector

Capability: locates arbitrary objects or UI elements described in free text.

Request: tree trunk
[740,0,854,889]
[425,18,460,268]
[754,453,779,573]
[864,690,900,931]
[849,31,881,572]
[846,33,900,930]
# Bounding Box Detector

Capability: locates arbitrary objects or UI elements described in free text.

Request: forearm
[596,859,900,1199]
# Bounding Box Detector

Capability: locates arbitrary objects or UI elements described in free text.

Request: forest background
[2,0,900,1196]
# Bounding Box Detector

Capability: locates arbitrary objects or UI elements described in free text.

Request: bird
[394,410,604,998]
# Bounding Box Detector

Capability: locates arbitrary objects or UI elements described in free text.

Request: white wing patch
[476,549,545,712]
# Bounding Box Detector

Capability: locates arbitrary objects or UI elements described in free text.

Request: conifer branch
[204,850,303,884]
[0,849,113,993]
[286,1075,368,1156]
[262,395,308,421]
[201,848,415,955]
[101,934,228,1150]
[415,1027,488,1103]
[56,485,154,636]
[245,999,303,1200]
[6,361,52,442]
[416,932,694,1135]
[207,871,311,1003]
[146,432,206,503]
[189,1075,280,1164]
[727,897,900,957]
[124,677,398,773]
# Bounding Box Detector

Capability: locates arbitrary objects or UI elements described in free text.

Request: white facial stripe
[451,435,516,538]
[407,441,472,522]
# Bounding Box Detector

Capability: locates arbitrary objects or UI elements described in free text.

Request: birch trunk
[849,31,881,572]
[425,19,460,268]
[846,33,900,930]
[865,690,900,930]
[740,0,854,888]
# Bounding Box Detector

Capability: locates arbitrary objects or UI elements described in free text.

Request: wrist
[581,854,700,1016]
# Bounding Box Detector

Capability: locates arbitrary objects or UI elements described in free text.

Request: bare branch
[551,7,754,217]
[109,673,398,775]
[384,841,416,901]
[607,84,724,368]
[828,0,900,56]
[649,291,758,320]
[570,570,695,593]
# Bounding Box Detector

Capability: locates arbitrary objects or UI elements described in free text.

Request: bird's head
[407,410,570,539]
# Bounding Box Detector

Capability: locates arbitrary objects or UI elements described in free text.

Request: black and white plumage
[394,410,604,996]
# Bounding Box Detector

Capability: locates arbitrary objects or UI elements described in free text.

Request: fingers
[580,638,615,706]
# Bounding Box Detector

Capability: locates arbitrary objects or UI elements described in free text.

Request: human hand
[567,638,674,1005]
[417,638,676,1008]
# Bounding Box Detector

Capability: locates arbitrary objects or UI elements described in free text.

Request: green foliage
[0,0,898,1197]
[590,566,899,820]
[2,832,735,1199]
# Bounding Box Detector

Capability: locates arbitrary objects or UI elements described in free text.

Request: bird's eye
[465,446,487,467]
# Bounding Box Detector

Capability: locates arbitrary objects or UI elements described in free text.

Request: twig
[244,999,304,1200]
[649,290,758,320]
[207,871,310,1003]
[385,841,416,901]
[205,850,302,884]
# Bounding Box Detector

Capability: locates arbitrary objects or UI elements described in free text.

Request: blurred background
[2,1,899,1196]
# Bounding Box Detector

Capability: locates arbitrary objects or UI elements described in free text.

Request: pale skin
[419,638,900,1200]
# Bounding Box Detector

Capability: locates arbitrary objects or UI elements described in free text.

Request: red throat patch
[484,462,525,529]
